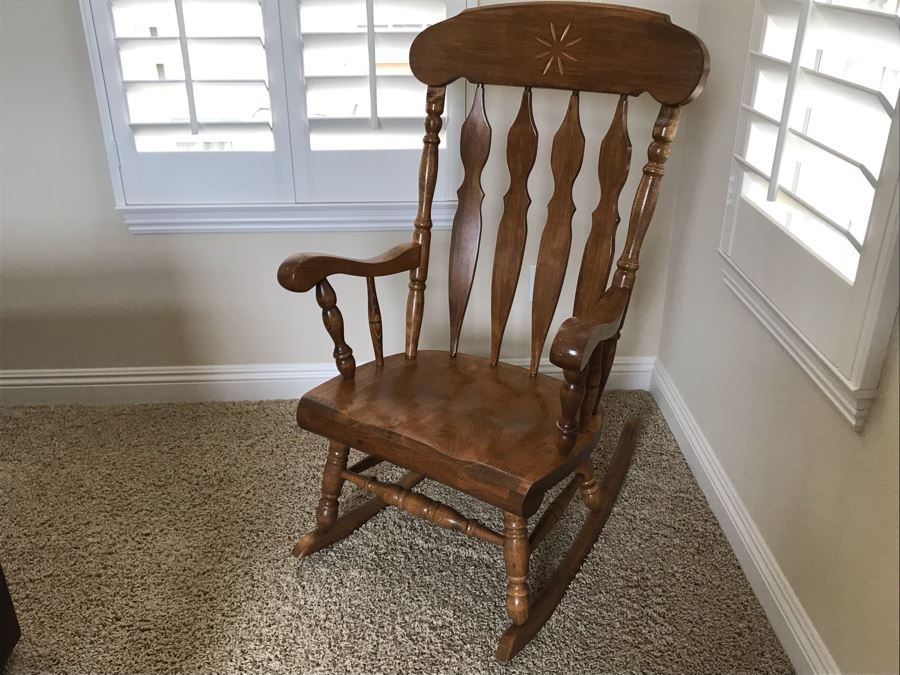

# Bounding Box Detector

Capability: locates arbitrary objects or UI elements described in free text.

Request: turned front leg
[577,460,603,512]
[503,513,530,625]
[315,441,351,532]
[315,278,355,379]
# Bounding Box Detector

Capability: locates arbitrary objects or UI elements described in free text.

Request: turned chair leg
[577,460,604,512]
[502,513,530,626]
[496,417,640,662]
[314,441,351,532]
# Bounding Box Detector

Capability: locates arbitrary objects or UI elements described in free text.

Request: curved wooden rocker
[277,2,708,661]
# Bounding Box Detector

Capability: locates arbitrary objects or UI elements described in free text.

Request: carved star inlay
[534,22,582,75]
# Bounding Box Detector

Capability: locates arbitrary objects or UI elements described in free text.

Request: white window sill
[719,252,885,430]
[120,201,458,234]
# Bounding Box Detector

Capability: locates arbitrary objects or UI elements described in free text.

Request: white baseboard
[0,363,336,405]
[650,361,839,675]
[0,356,655,406]
[512,355,655,391]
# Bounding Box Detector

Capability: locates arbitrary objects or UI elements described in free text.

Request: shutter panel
[722,0,900,379]
[731,0,899,282]
[89,0,295,203]
[293,0,463,202]
[114,0,273,151]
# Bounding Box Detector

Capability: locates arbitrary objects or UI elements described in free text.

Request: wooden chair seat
[297,351,603,516]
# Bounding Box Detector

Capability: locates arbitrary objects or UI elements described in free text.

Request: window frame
[78,0,468,232]
[720,0,900,429]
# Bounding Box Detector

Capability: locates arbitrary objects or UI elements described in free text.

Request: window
[721,0,900,427]
[79,0,467,227]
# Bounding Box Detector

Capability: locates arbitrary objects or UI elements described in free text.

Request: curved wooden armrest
[277,242,421,293]
[549,287,630,373]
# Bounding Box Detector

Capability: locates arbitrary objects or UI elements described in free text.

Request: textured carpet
[0,391,792,674]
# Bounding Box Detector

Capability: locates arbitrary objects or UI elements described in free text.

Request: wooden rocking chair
[277,2,708,661]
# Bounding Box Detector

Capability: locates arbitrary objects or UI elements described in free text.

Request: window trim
[120,200,457,233]
[720,0,900,428]
[78,0,465,230]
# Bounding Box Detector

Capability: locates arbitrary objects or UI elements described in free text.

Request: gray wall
[658,1,900,671]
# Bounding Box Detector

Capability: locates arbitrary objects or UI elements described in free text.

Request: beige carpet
[0,391,792,674]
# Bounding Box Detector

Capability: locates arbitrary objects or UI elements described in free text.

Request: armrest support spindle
[316,279,355,380]
[366,277,384,368]
[556,367,587,453]
[278,243,421,374]
[550,286,630,451]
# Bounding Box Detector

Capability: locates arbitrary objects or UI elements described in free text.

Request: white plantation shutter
[299,0,445,149]
[722,0,900,424]
[293,0,462,202]
[728,0,899,281]
[80,0,466,206]
[87,0,295,203]
[113,0,274,151]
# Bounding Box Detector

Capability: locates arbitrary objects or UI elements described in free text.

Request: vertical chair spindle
[366,277,384,367]
[406,85,446,359]
[579,346,607,431]
[316,278,355,380]
[557,366,587,452]
[613,104,680,290]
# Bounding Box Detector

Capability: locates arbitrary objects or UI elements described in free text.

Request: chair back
[404,2,709,372]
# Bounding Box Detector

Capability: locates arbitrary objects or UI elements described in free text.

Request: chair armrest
[277,242,421,293]
[549,287,630,372]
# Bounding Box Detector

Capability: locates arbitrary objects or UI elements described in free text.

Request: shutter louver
[735,0,899,281]
[299,0,446,150]
[111,0,274,152]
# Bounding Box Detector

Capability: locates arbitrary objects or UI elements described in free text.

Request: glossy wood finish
[550,287,630,372]
[530,92,585,374]
[278,2,708,661]
[574,95,631,316]
[490,88,538,365]
[410,3,708,105]
[366,277,384,368]
[556,367,587,453]
[496,417,639,662]
[341,470,505,546]
[503,513,530,625]
[448,84,491,356]
[579,346,607,431]
[613,104,680,290]
[293,471,424,558]
[577,458,603,512]
[314,441,351,532]
[580,338,615,430]
[406,85,446,359]
[315,280,355,380]
[278,242,421,293]
[297,351,603,517]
